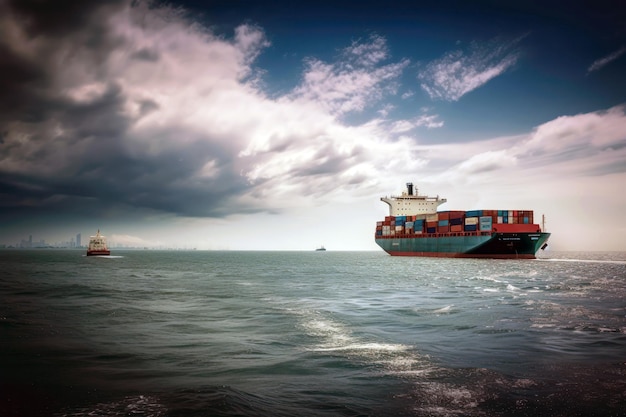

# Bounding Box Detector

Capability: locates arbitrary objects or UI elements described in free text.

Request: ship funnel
[406,182,414,196]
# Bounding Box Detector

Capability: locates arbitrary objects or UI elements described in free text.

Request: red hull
[86,250,110,256]
[383,251,536,259]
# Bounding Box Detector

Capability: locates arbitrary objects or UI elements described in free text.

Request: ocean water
[1,250,625,417]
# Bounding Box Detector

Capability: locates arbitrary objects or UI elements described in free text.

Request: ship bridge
[381,182,446,216]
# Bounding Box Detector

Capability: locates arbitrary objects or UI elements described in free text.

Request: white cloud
[425,106,626,182]
[342,33,389,67]
[587,46,626,73]
[389,113,443,133]
[418,37,523,101]
[290,35,409,115]
[520,105,626,175]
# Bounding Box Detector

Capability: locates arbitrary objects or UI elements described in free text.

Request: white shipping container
[497,216,503,223]
[464,217,479,225]
[508,217,514,224]
[426,214,438,221]
[395,225,404,232]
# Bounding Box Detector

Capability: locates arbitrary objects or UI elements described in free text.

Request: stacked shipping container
[375,210,536,237]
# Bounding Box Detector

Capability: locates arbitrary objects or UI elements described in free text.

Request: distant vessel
[316,246,326,251]
[375,183,550,259]
[86,230,111,256]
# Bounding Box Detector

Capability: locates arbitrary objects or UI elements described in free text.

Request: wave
[537,258,626,265]
[297,312,434,376]
[57,395,166,417]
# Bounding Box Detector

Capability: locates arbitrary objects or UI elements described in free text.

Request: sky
[1,0,625,251]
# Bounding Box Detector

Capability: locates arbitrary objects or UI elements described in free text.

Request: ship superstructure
[86,229,111,256]
[380,182,447,216]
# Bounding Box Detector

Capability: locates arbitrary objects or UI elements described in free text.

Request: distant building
[76,233,81,248]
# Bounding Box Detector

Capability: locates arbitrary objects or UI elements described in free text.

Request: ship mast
[541,214,547,232]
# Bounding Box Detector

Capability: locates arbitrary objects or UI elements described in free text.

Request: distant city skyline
[1,231,199,250]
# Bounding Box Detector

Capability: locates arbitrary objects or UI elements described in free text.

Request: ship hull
[86,250,111,256]
[375,232,550,259]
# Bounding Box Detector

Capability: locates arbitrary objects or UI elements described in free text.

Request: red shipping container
[450,224,463,232]
[449,211,465,219]
[438,211,450,220]
[493,223,541,233]
[438,225,450,233]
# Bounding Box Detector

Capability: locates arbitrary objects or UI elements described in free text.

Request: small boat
[87,229,111,256]
[315,246,326,251]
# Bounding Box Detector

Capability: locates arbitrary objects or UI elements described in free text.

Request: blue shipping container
[438,219,449,227]
[466,210,482,217]
[426,227,436,233]
[464,224,478,232]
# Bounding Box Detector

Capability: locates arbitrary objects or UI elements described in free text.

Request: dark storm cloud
[0,0,125,120]
[0,0,256,222]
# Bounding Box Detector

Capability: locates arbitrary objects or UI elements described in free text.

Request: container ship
[374,183,550,259]
[86,229,111,256]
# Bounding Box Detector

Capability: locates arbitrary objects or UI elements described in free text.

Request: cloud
[587,46,626,73]
[290,34,409,115]
[423,105,626,187]
[0,1,420,224]
[418,36,523,101]
[519,105,626,176]
[0,0,269,219]
[389,112,444,133]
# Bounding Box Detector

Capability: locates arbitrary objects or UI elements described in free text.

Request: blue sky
[1,0,625,250]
